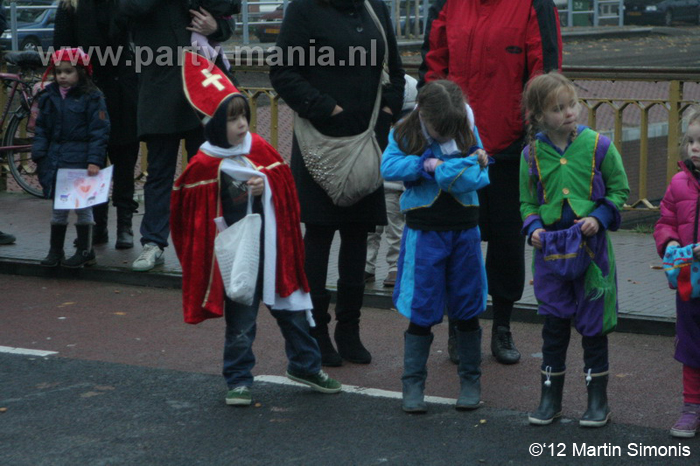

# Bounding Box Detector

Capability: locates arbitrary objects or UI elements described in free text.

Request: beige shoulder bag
[293,0,389,207]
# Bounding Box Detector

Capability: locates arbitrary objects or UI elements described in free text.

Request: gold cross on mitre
[201,69,225,91]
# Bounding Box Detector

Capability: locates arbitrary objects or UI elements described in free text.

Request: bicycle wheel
[4,111,43,198]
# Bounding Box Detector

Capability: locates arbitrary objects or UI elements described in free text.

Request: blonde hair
[394,79,476,156]
[680,106,700,160]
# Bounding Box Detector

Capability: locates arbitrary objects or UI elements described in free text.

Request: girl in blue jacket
[33,48,110,268]
[381,79,490,413]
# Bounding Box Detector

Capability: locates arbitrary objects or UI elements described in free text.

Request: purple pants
[533,233,617,337]
[676,295,700,368]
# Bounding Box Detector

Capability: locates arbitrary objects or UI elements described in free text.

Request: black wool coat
[118,0,233,137]
[270,0,405,226]
[53,0,138,146]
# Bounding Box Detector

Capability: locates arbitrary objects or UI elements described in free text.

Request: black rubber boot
[62,224,96,268]
[308,291,342,367]
[41,224,67,267]
[334,281,371,364]
[115,207,134,250]
[580,372,611,427]
[447,319,459,364]
[92,203,109,245]
[402,331,433,413]
[528,369,566,425]
[455,327,482,410]
[491,325,521,364]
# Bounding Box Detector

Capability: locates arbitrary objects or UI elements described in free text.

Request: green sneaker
[286,370,342,394]
[225,386,252,406]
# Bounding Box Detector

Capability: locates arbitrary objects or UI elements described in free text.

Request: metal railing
[5,1,57,52]
[559,0,624,27]
[225,64,700,212]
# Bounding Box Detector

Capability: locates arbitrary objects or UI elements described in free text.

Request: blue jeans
[222,293,322,389]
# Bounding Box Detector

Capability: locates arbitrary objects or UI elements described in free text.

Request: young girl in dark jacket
[32,48,110,268]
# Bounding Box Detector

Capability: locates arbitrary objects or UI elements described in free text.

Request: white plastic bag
[214,190,261,305]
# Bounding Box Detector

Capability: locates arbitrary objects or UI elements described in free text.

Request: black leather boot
[402,331,433,413]
[41,224,67,267]
[308,291,342,367]
[334,281,371,364]
[491,325,521,364]
[92,203,109,245]
[580,371,611,427]
[63,224,96,268]
[115,207,134,250]
[529,369,566,425]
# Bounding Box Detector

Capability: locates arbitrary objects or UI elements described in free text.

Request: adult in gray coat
[119,0,234,271]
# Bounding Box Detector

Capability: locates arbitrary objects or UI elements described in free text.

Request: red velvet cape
[171,133,309,324]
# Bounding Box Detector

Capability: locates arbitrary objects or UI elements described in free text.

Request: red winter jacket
[654,161,700,258]
[419,0,562,156]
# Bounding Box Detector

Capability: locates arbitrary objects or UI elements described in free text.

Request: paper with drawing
[53,166,113,210]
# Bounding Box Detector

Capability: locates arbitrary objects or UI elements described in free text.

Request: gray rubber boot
[580,371,611,427]
[528,369,566,425]
[401,331,433,413]
[455,327,482,410]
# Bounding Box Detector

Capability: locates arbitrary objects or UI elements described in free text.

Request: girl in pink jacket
[654,107,700,438]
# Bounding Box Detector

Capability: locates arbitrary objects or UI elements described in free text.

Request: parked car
[624,0,700,26]
[0,0,57,51]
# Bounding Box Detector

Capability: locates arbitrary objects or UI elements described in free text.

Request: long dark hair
[53,64,99,95]
[394,79,476,156]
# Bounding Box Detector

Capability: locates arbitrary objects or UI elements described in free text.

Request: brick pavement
[0,190,675,334]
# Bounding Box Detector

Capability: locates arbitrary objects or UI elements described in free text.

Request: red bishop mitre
[182,51,241,118]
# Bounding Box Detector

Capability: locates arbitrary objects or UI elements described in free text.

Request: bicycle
[0,50,45,198]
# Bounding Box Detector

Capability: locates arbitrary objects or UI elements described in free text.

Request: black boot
[447,319,459,364]
[455,327,482,410]
[41,224,67,267]
[334,281,371,364]
[580,371,611,427]
[92,203,109,245]
[308,291,342,367]
[491,325,521,364]
[402,331,433,413]
[529,369,566,425]
[62,224,96,268]
[115,207,134,250]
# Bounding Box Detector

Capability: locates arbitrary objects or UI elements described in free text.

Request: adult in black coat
[270,0,404,367]
[54,0,140,249]
[119,0,234,272]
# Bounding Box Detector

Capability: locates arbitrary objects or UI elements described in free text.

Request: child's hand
[423,158,443,173]
[666,241,681,253]
[693,244,700,260]
[87,164,100,176]
[247,176,264,196]
[574,216,600,236]
[531,228,545,249]
[473,149,488,168]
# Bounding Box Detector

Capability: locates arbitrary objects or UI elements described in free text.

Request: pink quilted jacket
[654,161,700,258]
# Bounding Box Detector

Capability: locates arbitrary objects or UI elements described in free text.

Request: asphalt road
[0,275,696,465]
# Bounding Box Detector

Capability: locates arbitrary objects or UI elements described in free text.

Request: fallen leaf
[479,419,487,424]
[114,312,126,316]
[114,290,121,294]
[254,402,262,408]
[0,407,7,413]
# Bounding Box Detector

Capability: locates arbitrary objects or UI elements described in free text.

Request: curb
[1,258,674,337]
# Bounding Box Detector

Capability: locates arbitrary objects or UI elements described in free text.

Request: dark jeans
[109,141,140,212]
[222,293,322,389]
[140,128,204,247]
[541,316,609,374]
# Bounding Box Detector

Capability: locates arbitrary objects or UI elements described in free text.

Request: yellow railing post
[639,106,650,203]
[667,80,682,184]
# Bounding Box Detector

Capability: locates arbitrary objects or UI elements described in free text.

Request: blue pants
[222,292,322,389]
[394,226,487,327]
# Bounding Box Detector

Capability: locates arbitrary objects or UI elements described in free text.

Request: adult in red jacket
[419,0,562,365]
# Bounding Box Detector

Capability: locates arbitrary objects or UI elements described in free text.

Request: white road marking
[0,346,58,357]
[257,375,456,405]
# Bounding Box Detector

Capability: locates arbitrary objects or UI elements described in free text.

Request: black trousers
[108,141,140,212]
[541,316,609,374]
[478,155,525,328]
